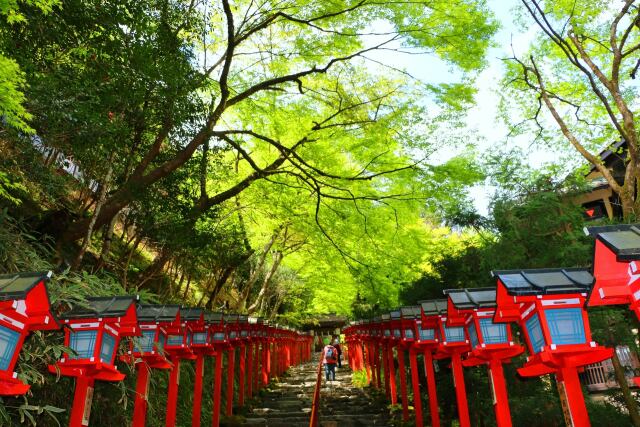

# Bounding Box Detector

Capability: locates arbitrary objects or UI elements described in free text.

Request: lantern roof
[179,307,203,321]
[225,313,239,323]
[381,313,391,321]
[390,310,401,320]
[584,223,640,261]
[400,306,421,319]
[0,271,52,301]
[491,268,593,296]
[206,312,223,323]
[419,299,448,316]
[137,304,180,322]
[238,315,249,323]
[443,288,497,309]
[61,295,138,319]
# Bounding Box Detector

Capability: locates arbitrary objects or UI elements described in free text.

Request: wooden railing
[309,350,325,427]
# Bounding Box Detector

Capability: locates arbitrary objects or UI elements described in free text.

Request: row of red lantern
[0,272,312,427]
[344,223,640,427]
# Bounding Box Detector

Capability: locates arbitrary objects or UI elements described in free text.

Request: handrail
[309,349,325,427]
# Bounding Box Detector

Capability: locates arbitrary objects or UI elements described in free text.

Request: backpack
[325,346,335,360]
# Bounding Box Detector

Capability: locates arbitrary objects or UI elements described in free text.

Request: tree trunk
[238,227,282,309]
[181,275,192,300]
[137,248,171,289]
[611,349,640,426]
[204,266,235,309]
[71,158,114,270]
[95,211,119,270]
[247,252,283,315]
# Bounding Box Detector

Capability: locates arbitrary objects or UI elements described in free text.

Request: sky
[364,0,558,215]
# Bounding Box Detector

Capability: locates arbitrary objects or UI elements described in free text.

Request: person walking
[323,343,338,381]
[333,338,342,368]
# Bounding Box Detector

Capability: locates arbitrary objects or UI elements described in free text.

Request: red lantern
[126,304,180,427]
[49,295,139,427]
[587,224,640,316]
[0,271,59,395]
[399,306,424,427]
[421,299,470,427]
[444,288,524,427]
[493,268,613,427]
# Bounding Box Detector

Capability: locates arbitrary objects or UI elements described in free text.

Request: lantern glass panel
[213,332,226,342]
[479,318,508,344]
[525,313,545,353]
[193,332,207,344]
[69,330,97,359]
[0,325,20,370]
[545,308,586,345]
[167,334,183,347]
[230,331,237,339]
[393,329,401,338]
[158,333,166,352]
[241,330,248,337]
[419,327,435,341]
[404,329,414,339]
[443,326,465,342]
[384,329,391,337]
[468,322,479,348]
[100,333,116,363]
[187,333,192,346]
[137,330,156,353]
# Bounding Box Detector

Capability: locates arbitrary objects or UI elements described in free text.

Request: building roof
[584,223,640,260]
[61,296,138,319]
[491,268,593,296]
[137,304,180,322]
[444,288,497,309]
[0,271,52,301]
[418,299,448,316]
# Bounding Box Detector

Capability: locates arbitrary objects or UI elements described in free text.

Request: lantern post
[492,268,613,427]
[124,304,180,427]
[225,313,241,417]
[399,306,423,427]
[163,307,199,427]
[210,313,230,427]
[49,296,140,427]
[443,288,524,427]
[418,299,463,427]
[0,271,59,396]
[236,315,250,410]
[380,314,397,404]
[389,309,410,422]
[189,310,219,427]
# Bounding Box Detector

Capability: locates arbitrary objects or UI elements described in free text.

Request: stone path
[240,357,392,426]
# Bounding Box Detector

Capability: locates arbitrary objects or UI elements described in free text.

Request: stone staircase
[239,358,392,427]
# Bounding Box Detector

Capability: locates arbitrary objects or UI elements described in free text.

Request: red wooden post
[165,357,181,427]
[382,343,390,399]
[226,348,235,417]
[254,342,261,391]
[364,342,372,384]
[262,342,269,386]
[374,343,382,389]
[423,350,440,427]
[238,345,246,407]
[557,366,590,427]
[212,351,223,427]
[132,363,151,427]
[387,344,397,405]
[192,354,205,427]
[247,343,253,397]
[409,348,423,427]
[451,352,470,427]
[397,348,409,421]
[69,377,95,427]
[488,359,512,427]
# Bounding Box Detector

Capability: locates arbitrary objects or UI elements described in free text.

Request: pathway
[240,357,392,426]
